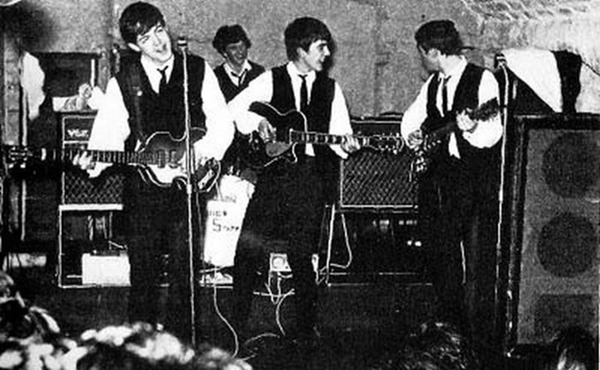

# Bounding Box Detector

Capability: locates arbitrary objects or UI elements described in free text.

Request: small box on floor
[81,251,129,286]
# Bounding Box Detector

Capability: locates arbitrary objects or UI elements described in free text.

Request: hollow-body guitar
[240,101,404,168]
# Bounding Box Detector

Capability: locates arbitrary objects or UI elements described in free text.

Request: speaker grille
[340,150,416,209]
[339,118,417,210]
[533,294,595,341]
[538,212,596,277]
[62,171,123,204]
[542,132,599,198]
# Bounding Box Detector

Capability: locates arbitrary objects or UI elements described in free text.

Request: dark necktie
[232,70,247,87]
[158,67,168,94]
[441,76,450,116]
[299,74,308,113]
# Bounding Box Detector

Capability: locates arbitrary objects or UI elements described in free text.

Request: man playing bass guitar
[73,2,234,343]
[400,20,503,352]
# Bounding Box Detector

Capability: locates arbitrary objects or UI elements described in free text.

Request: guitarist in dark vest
[228,17,360,349]
[401,20,503,351]
[73,2,234,343]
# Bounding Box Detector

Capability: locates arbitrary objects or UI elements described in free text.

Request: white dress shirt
[228,62,352,159]
[87,53,234,176]
[223,60,252,87]
[401,57,503,158]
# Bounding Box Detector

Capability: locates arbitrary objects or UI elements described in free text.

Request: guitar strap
[117,59,147,151]
[128,62,147,148]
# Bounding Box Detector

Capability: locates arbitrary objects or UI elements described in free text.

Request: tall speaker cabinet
[57,112,128,287]
[498,113,599,351]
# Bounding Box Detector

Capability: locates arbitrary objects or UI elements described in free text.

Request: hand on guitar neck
[72,151,97,172]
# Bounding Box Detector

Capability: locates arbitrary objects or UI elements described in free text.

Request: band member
[400,20,503,347]
[212,24,265,181]
[228,17,360,347]
[212,24,265,103]
[73,2,234,343]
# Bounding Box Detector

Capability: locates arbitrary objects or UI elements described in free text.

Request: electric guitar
[240,101,404,168]
[412,98,500,178]
[6,127,221,192]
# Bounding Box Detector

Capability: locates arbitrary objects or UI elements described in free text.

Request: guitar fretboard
[33,148,169,167]
[289,130,370,146]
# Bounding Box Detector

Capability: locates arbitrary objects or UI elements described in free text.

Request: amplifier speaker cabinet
[57,112,126,287]
[60,112,123,205]
[499,114,599,351]
[338,116,417,211]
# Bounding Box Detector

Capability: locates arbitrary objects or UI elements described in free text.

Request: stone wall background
[7,0,600,115]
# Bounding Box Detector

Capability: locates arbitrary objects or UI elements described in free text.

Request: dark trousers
[418,157,474,332]
[418,156,499,345]
[232,157,324,337]
[124,175,202,343]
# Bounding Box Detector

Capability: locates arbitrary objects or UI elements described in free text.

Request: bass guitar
[6,127,221,192]
[240,101,404,168]
[411,98,500,178]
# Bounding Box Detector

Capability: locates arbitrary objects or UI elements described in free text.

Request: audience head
[0,297,61,344]
[0,272,73,370]
[0,338,74,370]
[66,322,252,370]
[544,326,598,370]
[394,321,480,370]
[67,322,195,370]
[194,344,252,370]
[284,17,335,62]
[414,19,463,56]
[0,271,16,299]
[0,271,60,345]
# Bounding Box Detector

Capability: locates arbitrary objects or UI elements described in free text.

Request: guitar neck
[289,130,368,146]
[34,148,157,166]
[426,98,500,141]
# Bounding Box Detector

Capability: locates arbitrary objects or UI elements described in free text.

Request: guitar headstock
[366,133,404,154]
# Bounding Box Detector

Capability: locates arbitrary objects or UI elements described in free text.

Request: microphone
[177,36,188,51]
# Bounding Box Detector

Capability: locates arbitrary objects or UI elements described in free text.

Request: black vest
[425,63,501,198]
[425,63,492,166]
[214,61,265,102]
[270,65,337,171]
[116,52,206,151]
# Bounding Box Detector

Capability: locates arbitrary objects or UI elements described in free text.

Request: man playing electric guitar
[73,2,234,343]
[228,17,360,349]
[400,20,503,351]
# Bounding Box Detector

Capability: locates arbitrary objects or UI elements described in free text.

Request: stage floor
[6,264,530,370]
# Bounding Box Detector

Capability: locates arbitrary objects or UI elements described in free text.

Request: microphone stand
[178,36,197,345]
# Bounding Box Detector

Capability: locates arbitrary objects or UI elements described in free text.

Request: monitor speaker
[499,114,599,349]
[339,116,417,210]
